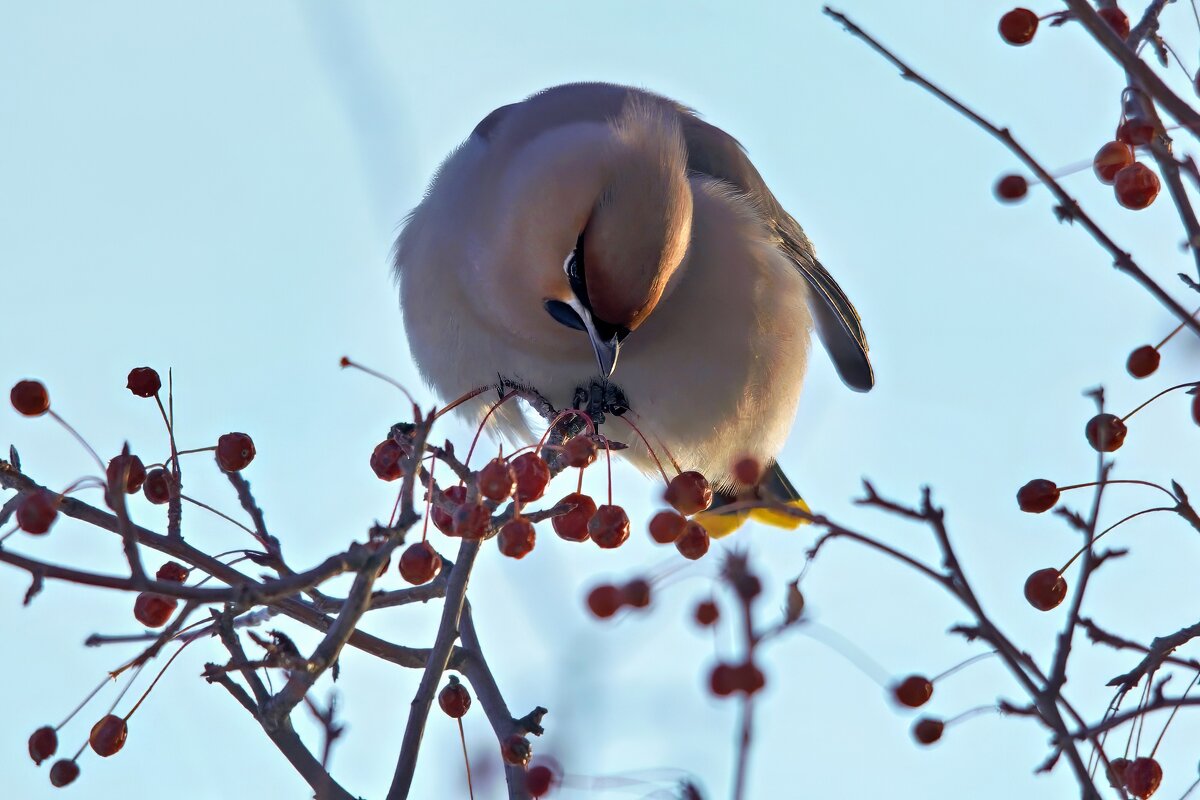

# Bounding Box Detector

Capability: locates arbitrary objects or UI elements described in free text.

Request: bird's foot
[571,380,630,426]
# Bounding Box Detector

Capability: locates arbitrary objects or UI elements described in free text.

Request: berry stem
[535,409,597,452]
[943,704,1000,727]
[0,523,19,545]
[55,674,115,730]
[796,621,891,687]
[103,661,148,717]
[1119,381,1200,422]
[124,639,195,719]
[602,436,613,505]
[47,410,105,471]
[387,486,404,528]
[1149,669,1200,757]
[929,651,997,684]
[464,390,518,468]
[430,384,491,420]
[1154,305,1200,349]
[457,718,475,800]
[621,408,682,474]
[339,357,417,406]
[1058,506,1173,573]
[1058,479,1178,503]
[576,467,583,494]
[422,458,437,542]
[179,494,259,538]
[610,413,672,485]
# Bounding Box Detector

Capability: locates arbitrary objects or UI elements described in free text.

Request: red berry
[370,439,405,481]
[664,471,713,515]
[694,600,720,626]
[1094,141,1134,184]
[733,456,761,486]
[49,759,80,787]
[1114,162,1161,210]
[431,485,467,534]
[1106,757,1131,789]
[134,592,178,627]
[155,561,189,583]
[649,510,687,544]
[912,717,944,745]
[89,714,128,757]
[216,432,256,472]
[994,174,1028,202]
[453,501,491,539]
[501,734,532,767]
[142,468,173,505]
[893,675,934,708]
[621,578,651,609]
[589,504,630,549]
[125,367,161,398]
[998,8,1038,45]
[106,454,146,494]
[437,676,471,718]
[552,492,596,542]
[1117,117,1155,147]
[511,453,550,503]
[1024,568,1067,611]
[525,763,559,797]
[1098,6,1130,39]
[710,662,737,697]
[1016,479,1060,513]
[586,584,622,619]
[17,490,58,534]
[1085,413,1127,452]
[497,519,536,559]
[477,457,516,502]
[398,542,442,585]
[562,436,597,468]
[737,662,766,695]
[675,520,711,560]
[11,379,50,416]
[29,726,57,765]
[1124,756,1163,798]
[1126,345,1160,378]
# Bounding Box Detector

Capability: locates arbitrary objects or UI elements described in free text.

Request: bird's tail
[696,461,811,539]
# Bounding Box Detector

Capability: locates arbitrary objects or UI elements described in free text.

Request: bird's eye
[543,299,587,332]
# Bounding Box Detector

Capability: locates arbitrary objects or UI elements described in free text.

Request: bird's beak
[568,298,621,378]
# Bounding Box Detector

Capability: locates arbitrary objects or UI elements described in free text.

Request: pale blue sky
[4,2,1200,798]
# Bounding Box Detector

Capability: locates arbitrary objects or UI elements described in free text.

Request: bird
[393,82,872,517]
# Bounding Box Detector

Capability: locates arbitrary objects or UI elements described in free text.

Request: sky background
[3,2,1200,798]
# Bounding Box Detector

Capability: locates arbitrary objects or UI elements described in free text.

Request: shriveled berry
[664,471,713,515]
[125,367,161,398]
[216,432,256,472]
[497,519,536,559]
[11,380,50,416]
[586,584,622,619]
[155,561,189,583]
[134,592,178,627]
[649,510,687,543]
[621,578,651,608]
[1094,141,1134,184]
[893,675,934,708]
[477,457,516,502]
[1024,568,1067,611]
[370,439,404,481]
[431,485,467,534]
[106,454,146,494]
[1124,756,1163,798]
[29,726,57,765]
[1114,162,1160,210]
[994,174,1028,202]
[998,8,1038,45]
[437,676,471,718]
[1106,757,1131,789]
[1126,345,1160,378]
[17,490,58,534]
[525,763,559,798]
[552,492,596,542]
[912,717,944,745]
[453,501,491,539]
[733,456,761,486]
[1016,479,1060,513]
[675,520,711,560]
[1098,6,1130,39]
[398,542,442,585]
[694,600,720,626]
[785,582,805,622]
[589,504,630,549]
[1085,413,1127,452]
[511,453,550,503]
[562,436,598,468]
[710,662,737,697]
[142,468,173,505]
[49,759,80,787]
[89,714,128,757]
[501,734,532,767]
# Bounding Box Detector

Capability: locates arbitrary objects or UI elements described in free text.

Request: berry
[49,759,80,787]
[675,520,711,560]
[649,510,687,544]
[437,676,471,718]
[1093,141,1134,184]
[552,492,596,542]
[998,8,1038,45]
[11,380,50,416]
[912,717,944,745]
[621,578,651,608]
[785,582,806,622]
[1124,757,1162,798]
[588,504,630,549]
[994,174,1028,202]
[477,457,515,502]
[497,519,536,559]
[1098,6,1130,39]
[216,432,256,472]
[17,490,58,534]
[399,542,442,585]
[586,584,622,619]
[1114,163,1160,210]
[734,661,766,695]
[125,367,161,398]
[134,592,178,627]
[664,471,713,515]
[1126,345,1160,378]
[733,456,761,486]
[501,734,532,767]
[511,453,550,503]
[1116,117,1154,147]
[1085,413,1127,452]
[106,454,146,494]
[155,561,189,583]
[893,675,934,708]
[1024,568,1067,611]
[89,714,128,757]
[710,663,737,696]
[452,501,491,539]
[431,485,467,534]
[142,468,174,505]
[1016,479,1060,513]
[29,726,57,765]
[1106,757,1130,789]
[525,763,559,797]
[370,439,404,481]
[562,436,597,468]
[694,600,720,626]
[733,574,762,602]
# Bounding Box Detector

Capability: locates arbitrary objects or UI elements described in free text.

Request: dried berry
[621,578,651,609]
[694,600,720,626]
[477,457,515,502]
[1098,6,1130,39]
[1016,479,1060,513]
[511,453,550,503]
[17,490,58,534]
[1114,162,1160,210]
[134,592,178,628]
[648,510,687,544]
[1085,413,1127,452]
[216,432,256,472]
[370,439,404,481]
[398,542,442,585]
[89,714,128,757]
[1124,756,1162,798]
[125,367,161,398]
[452,501,491,539]
[501,734,532,767]
[11,380,50,416]
[675,520,711,560]
[431,485,467,534]
[589,504,631,549]
[437,676,471,718]
[155,561,190,583]
[497,519,536,559]
[1126,345,1160,378]
[142,468,174,505]
[1093,141,1134,184]
[998,8,1038,45]
[664,471,713,515]
[893,675,934,708]
[552,492,596,542]
[586,584,622,619]
[1024,567,1067,611]
[29,726,57,765]
[994,174,1028,202]
[912,717,944,745]
[1106,757,1131,789]
[49,759,80,787]
[106,454,146,494]
[562,436,597,468]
